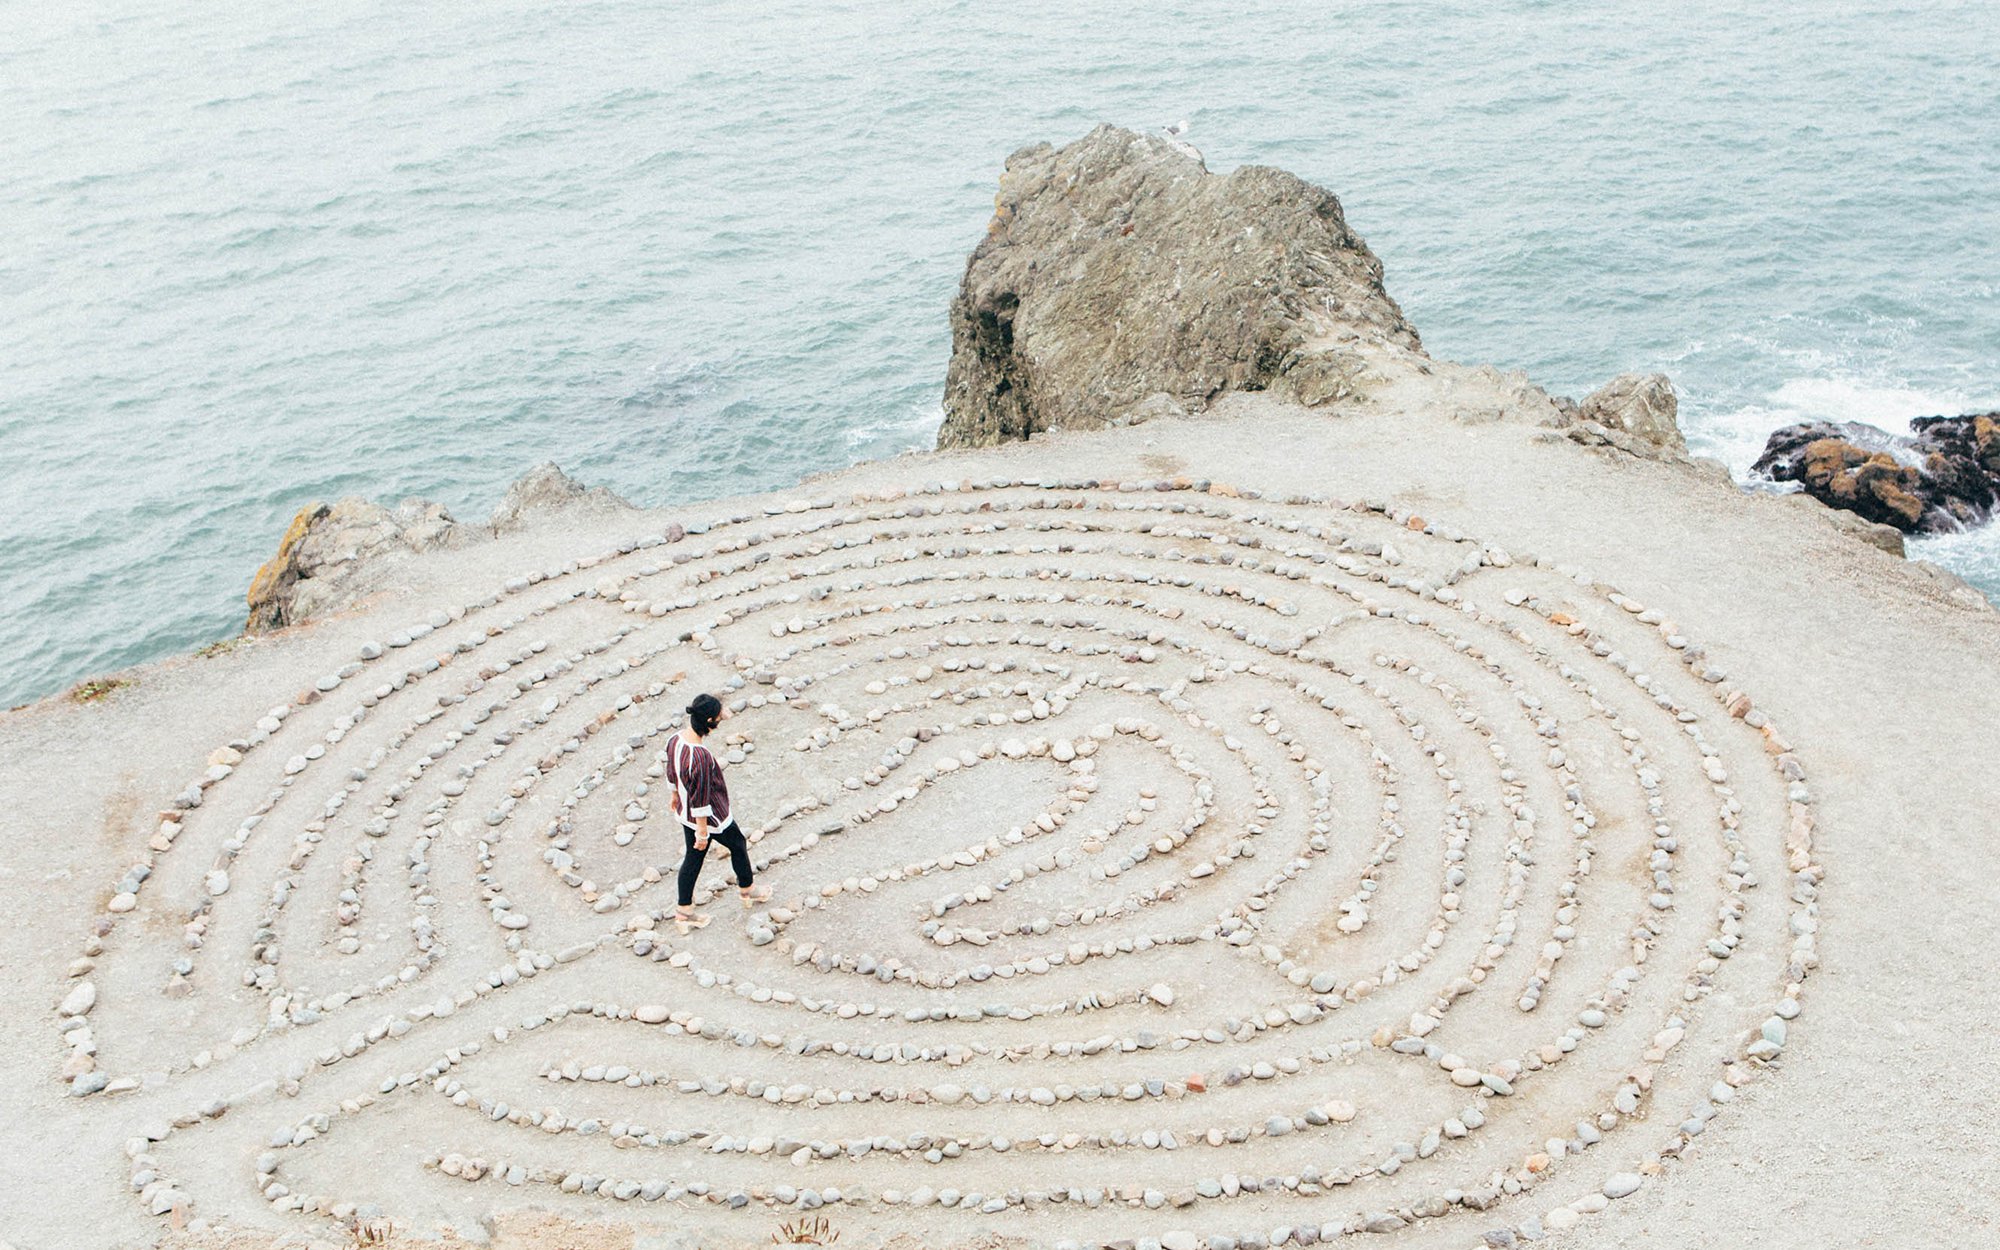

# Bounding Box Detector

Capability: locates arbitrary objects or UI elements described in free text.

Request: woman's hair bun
[686,692,724,735]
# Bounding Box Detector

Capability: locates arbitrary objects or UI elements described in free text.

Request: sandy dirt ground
[2,370,1995,1250]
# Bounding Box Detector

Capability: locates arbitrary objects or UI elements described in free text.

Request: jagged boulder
[1752,414,2000,533]
[246,498,461,632]
[489,461,634,533]
[1576,373,1684,452]
[938,125,1421,448]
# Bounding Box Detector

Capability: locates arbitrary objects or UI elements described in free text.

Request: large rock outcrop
[938,125,1422,448]
[245,464,632,632]
[1751,413,2000,533]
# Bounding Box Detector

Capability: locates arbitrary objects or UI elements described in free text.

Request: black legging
[677,819,753,906]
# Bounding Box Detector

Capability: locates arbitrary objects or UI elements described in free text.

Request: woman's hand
[694,816,710,852]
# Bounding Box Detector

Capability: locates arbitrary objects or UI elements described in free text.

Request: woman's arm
[686,747,719,849]
[665,741,683,817]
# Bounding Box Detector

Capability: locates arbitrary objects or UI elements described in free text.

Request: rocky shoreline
[230,128,1987,653]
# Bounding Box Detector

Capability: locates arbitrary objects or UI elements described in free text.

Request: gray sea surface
[3,1,1996,708]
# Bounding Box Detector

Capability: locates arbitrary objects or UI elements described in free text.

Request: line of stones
[86,476,1824,1240]
[552,532,1688,1104]
[480,489,1477,922]
[479,530,1816,1241]
[72,487,1431,1106]
[81,482,1343,1202]
[672,588,1560,1024]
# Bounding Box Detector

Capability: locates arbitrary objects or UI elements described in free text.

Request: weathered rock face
[1576,373,1684,452]
[246,499,461,632]
[1752,414,2000,533]
[489,461,635,534]
[938,125,1421,448]
[246,464,633,632]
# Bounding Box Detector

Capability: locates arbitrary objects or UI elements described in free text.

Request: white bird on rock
[1162,119,1203,165]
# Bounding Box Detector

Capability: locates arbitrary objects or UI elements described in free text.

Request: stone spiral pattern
[60,477,1823,1248]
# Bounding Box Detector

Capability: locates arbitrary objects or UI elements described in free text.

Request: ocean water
[2,1,1995,709]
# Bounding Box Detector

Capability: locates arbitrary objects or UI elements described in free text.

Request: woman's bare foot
[738,883,771,908]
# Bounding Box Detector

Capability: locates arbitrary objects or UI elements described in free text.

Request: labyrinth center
[75,477,1821,1246]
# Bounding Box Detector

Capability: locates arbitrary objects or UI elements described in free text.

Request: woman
[665,693,768,933]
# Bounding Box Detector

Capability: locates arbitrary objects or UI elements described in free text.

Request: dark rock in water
[1751,414,2000,533]
[1911,412,2000,504]
[1754,425,1926,529]
[938,124,1421,449]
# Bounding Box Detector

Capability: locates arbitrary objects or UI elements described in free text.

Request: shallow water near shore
[2,0,1995,708]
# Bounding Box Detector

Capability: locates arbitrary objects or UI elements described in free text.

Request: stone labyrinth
[62,476,1823,1248]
